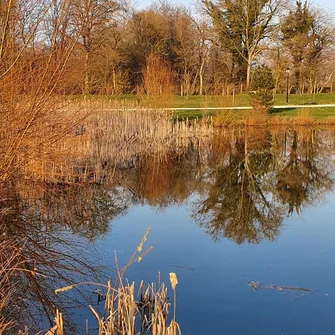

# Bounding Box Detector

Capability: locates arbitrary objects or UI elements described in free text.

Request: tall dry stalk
[54,229,181,335]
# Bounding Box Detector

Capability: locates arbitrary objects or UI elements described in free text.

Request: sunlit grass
[70,93,335,120]
[71,92,335,106]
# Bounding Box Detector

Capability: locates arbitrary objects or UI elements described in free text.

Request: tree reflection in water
[1,126,334,331]
[192,127,334,244]
[0,182,130,332]
[276,129,333,214]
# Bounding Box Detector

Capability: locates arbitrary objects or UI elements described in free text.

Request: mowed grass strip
[69,93,335,119]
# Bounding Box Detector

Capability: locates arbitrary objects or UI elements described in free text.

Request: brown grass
[52,229,181,335]
[212,109,335,127]
[0,237,32,334]
[0,101,215,185]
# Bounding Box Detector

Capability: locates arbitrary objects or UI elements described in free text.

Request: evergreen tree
[281,1,331,92]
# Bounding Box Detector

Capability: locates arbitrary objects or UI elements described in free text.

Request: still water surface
[98,127,335,335]
[3,127,335,334]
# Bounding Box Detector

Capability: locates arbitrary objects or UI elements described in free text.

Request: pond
[2,126,335,334]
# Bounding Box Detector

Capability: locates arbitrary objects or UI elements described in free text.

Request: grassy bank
[71,92,335,107]
[69,93,335,120]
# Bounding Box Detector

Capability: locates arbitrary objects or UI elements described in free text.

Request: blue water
[6,127,335,334]
[96,191,335,335]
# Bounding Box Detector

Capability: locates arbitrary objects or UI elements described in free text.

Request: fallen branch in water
[169,264,195,271]
[247,281,313,292]
[291,289,319,302]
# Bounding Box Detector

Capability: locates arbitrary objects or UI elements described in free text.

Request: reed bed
[2,95,335,185]
[52,229,181,335]
[9,104,214,185]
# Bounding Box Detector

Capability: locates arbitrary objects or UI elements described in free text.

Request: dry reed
[1,102,214,185]
[53,229,181,335]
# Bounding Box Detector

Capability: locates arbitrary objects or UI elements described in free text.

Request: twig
[291,289,319,302]
[247,281,314,292]
[169,265,195,271]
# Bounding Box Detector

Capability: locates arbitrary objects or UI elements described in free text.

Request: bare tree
[69,0,120,95]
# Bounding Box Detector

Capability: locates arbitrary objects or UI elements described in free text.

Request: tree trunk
[246,58,251,89]
[84,50,89,96]
[199,58,205,95]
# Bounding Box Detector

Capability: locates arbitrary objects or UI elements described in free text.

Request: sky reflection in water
[99,127,335,335]
[2,127,335,334]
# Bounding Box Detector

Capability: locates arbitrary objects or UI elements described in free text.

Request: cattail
[169,272,178,290]
[169,272,178,322]
[55,285,74,294]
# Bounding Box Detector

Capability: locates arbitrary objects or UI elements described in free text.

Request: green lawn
[269,106,335,119]
[74,92,335,106]
[73,93,335,119]
[169,93,335,108]
[129,93,334,106]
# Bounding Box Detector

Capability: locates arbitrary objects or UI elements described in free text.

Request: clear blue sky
[133,0,335,11]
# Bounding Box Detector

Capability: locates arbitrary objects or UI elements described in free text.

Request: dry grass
[0,237,33,334]
[1,101,214,185]
[52,229,181,335]
[212,110,239,128]
[321,117,335,125]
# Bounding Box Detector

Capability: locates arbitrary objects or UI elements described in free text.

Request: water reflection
[1,126,334,331]
[112,127,334,244]
[193,130,283,244]
[192,128,334,243]
[275,129,332,214]
[0,183,129,332]
[114,145,202,207]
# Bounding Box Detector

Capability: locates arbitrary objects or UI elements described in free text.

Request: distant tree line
[0,0,334,97]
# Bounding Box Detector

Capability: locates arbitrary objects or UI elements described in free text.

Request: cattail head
[169,272,178,290]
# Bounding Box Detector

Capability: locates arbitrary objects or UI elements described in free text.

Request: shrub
[249,65,275,113]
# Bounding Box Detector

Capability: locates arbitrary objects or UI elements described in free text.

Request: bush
[249,65,275,113]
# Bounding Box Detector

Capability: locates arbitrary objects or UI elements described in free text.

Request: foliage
[142,52,175,107]
[281,1,333,92]
[203,0,281,87]
[249,65,275,112]
[0,0,333,97]
[251,65,275,91]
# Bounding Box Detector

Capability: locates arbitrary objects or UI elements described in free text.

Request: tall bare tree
[70,0,120,95]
